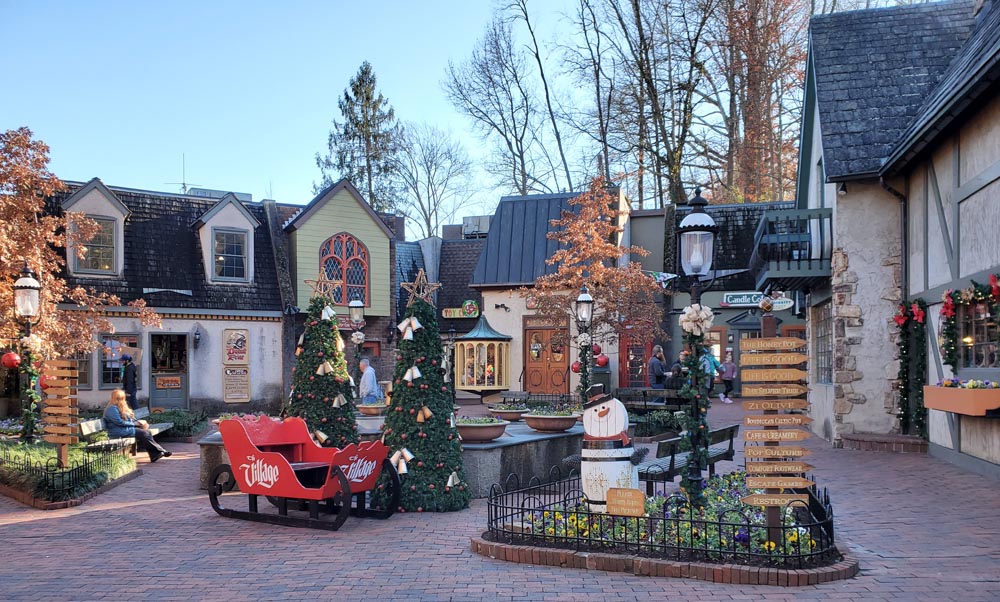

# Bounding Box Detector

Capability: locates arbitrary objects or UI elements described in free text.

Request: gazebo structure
[454,315,511,396]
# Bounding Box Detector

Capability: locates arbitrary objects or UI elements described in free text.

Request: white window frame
[211,227,249,283]
[74,216,117,275]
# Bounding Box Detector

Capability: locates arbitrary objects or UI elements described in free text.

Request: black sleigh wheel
[208,464,236,514]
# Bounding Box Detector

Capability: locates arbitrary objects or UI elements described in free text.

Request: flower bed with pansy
[486,471,838,568]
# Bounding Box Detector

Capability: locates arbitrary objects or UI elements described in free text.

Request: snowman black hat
[584,384,612,409]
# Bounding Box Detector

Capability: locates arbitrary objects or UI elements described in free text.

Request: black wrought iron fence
[486,468,839,569]
[0,444,129,501]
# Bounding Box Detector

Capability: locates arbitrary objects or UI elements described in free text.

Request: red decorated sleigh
[208,416,399,530]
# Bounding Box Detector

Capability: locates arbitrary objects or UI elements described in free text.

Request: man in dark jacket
[121,354,138,409]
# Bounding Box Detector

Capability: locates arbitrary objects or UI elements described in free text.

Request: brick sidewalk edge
[0,468,143,510]
[470,536,860,586]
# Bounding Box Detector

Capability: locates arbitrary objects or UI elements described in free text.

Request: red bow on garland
[911,303,925,324]
[941,291,956,318]
[893,305,909,327]
[990,274,999,302]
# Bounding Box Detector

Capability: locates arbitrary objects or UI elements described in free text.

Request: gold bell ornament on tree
[316,360,335,375]
[416,406,433,423]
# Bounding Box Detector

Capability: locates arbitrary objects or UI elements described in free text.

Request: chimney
[395,215,406,241]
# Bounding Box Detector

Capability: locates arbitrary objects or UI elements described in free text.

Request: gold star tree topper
[401,269,442,307]
[304,271,342,299]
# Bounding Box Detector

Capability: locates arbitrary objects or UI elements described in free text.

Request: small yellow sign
[606,488,646,517]
[157,376,182,389]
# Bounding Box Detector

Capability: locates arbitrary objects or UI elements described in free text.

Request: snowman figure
[583,391,631,446]
[580,385,639,512]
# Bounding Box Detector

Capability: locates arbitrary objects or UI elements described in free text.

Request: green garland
[19,349,40,442]
[894,300,927,437]
[678,331,711,508]
[939,274,1000,373]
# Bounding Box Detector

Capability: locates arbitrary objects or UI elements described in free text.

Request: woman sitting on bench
[104,390,172,462]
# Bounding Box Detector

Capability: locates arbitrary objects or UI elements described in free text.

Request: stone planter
[457,420,509,443]
[524,414,581,433]
[490,409,527,422]
[356,405,384,416]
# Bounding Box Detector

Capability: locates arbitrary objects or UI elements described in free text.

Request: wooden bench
[80,407,174,455]
[614,387,687,414]
[635,424,740,495]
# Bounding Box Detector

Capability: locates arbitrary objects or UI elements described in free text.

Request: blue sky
[1,1,570,208]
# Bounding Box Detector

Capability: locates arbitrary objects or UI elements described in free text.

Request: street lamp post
[574,285,595,403]
[13,262,42,444]
[348,299,365,376]
[677,188,719,506]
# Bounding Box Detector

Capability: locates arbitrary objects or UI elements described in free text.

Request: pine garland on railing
[894,300,927,437]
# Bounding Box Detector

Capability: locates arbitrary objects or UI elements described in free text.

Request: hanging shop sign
[720,292,764,307]
[224,329,250,365]
[771,297,795,311]
[442,300,480,319]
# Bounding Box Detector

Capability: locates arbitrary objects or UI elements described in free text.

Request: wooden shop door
[524,328,569,395]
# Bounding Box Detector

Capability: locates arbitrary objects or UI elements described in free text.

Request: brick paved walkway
[1,401,997,601]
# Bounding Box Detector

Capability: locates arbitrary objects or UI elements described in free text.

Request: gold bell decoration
[447,472,460,488]
[316,360,335,375]
[321,305,337,321]
[397,316,424,340]
[313,430,329,444]
[416,406,433,423]
[390,448,415,474]
[403,366,422,382]
[331,394,347,408]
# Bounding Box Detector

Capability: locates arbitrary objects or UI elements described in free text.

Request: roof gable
[470,192,581,288]
[809,0,977,180]
[283,179,393,238]
[60,177,130,217]
[192,192,261,229]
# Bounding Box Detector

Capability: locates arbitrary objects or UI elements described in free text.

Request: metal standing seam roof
[456,315,512,341]
[809,0,977,180]
[470,192,582,288]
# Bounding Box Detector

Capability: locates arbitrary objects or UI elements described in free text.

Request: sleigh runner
[208,416,400,530]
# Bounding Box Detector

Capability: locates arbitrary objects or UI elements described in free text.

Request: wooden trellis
[41,359,79,468]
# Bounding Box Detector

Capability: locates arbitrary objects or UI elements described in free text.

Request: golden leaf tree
[1,127,160,358]
[525,176,665,373]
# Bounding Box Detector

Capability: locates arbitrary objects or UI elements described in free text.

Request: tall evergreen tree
[374,273,469,512]
[286,294,359,447]
[315,61,402,212]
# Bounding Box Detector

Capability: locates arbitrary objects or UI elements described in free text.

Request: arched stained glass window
[319,233,369,305]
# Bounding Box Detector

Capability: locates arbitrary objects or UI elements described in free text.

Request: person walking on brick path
[720,350,736,404]
[121,354,138,409]
[647,345,667,389]
[104,389,170,462]
[699,346,721,403]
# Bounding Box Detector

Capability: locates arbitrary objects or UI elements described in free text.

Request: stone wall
[828,183,902,441]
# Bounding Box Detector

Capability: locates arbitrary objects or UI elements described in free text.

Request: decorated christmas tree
[375,270,470,512]
[285,274,359,447]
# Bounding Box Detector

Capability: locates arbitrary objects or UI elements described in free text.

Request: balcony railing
[749,208,833,292]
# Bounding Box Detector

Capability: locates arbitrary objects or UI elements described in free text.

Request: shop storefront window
[100,333,140,389]
[959,303,999,369]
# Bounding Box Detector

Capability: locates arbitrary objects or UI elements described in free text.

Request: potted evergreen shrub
[523,406,581,433]
[456,416,509,443]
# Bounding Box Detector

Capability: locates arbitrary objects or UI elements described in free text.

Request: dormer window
[213,228,248,281]
[76,217,117,274]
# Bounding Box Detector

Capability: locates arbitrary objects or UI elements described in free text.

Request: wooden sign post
[739,322,812,536]
[41,359,79,468]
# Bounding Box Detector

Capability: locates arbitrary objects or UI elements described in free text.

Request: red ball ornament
[309,376,315,381]
[310,321,318,326]
[39,374,53,390]
[296,393,303,399]
[431,360,438,366]
[321,417,327,423]
[410,485,416,491]
[571,361,581,373]
[397,355,403,361]
[596,353,609,367]
[2,352,22,369]
[407,382,414,388]
[441,386,448,392]
[317,351,324,357]
[592,344,602,355]
[428,484,434,489]
[400,434,407,440]
[417,507,423,512]
[409,408,416,415]
[417,461,424,467]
